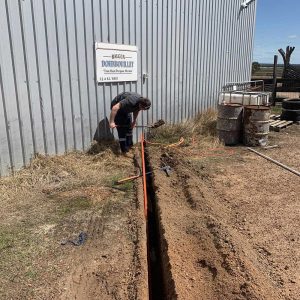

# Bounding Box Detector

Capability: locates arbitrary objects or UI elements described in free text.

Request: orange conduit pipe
[141,132,148,219]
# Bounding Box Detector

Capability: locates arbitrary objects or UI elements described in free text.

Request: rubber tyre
[281,108,300,121]
[282,98,300,110]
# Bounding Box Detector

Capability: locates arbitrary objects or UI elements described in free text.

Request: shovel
[117,119,165,129]
[115,165,172,185]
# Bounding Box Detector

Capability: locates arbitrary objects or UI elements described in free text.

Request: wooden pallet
[270,119,294,131]
[269,114,281,120]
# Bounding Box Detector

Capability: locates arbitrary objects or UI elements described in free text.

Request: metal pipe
[247,147,300,177]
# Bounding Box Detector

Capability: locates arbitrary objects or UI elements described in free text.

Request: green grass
[117,180,134,192]
[271,105,282,115]
[25,268,38,279]
[0,226,37,276]
[107,174,135,192]
[56,196,92,216]
[0,231,14,251]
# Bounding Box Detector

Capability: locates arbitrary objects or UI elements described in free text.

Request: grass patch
[25,268,38,279]
[150,109,220,148]
[0,141,135,299]
[116,180,134,192]
[0,231,14,251]
[106,173,135,192]
[0,226,37,273]
[56,196,92,216]
[271,105,282,115]
[0,225,37,252]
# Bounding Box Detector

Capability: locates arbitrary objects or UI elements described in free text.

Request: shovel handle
[116,174,141,184]
[116,125,150,128]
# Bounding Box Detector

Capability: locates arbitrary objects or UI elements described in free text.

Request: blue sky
[253,0,300,64]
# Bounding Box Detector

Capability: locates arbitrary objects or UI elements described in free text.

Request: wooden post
[272,55,278,106]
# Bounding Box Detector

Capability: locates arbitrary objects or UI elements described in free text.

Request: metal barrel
[243,105,270,147]
[217,104,243,145]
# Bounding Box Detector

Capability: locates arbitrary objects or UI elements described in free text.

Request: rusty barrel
[243,105,270,147]
[217,104,243,145]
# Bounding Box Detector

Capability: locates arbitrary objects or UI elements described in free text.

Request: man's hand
[110,122,116,129]
[131,121,136,128]
[109,103,120,129]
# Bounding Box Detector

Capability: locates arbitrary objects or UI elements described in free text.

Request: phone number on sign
[99,77,118,81]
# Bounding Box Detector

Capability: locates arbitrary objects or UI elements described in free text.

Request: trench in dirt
[144,149,176,300]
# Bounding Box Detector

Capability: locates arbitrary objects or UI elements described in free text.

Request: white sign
[95,42,138,83]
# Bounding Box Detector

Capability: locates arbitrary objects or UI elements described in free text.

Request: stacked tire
[281,98,300,122]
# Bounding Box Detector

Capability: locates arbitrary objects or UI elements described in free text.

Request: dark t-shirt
[111,92,141,114]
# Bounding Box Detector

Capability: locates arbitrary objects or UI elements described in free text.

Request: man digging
[109,92,151,155]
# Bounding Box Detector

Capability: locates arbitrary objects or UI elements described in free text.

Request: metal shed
[0,0,257,175]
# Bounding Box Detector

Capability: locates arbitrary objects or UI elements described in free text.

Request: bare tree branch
[278,46,296,78]
[278,48,286,65]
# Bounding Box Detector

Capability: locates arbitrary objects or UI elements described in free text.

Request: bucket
[243,106,270,147]
[217,104,243,145]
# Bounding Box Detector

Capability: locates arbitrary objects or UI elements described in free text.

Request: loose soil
[0,122,299,299]
[147,124,300,299]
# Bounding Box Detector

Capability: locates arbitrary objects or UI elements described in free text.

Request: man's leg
[126,114,133,149]
[116,126,127,153]
[115,113,129,153]
[115,113,133,153]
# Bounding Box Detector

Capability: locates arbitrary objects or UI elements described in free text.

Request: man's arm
[131,110,140,128]
[109,103,121,128]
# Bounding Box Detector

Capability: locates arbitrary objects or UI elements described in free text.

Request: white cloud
[288,35,297,39]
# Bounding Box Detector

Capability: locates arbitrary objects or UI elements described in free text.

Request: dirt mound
[147,124,300,299]
[1,115,299,299]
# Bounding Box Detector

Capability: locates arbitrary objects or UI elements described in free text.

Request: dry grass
[0,142,131,197]
[0,142,135,238]
[0,141,136,299]
[149,109,221,149]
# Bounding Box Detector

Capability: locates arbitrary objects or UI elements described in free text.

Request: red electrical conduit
[141,132,148,219]
[141,132,169,297]
[141,132,152,295]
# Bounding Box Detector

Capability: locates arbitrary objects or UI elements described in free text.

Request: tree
[252,61,261,74]
[278,46,295,78]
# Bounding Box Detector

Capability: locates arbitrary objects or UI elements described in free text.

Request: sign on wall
[95,42,138,83]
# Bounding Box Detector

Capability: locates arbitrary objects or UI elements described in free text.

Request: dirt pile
[146,123,300,299]
[1,111,299,299]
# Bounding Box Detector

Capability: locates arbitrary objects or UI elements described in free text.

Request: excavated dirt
[1,125,299,299]
[147,125,300,299]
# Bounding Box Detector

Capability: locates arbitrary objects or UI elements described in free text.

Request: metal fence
[0,0,256,175]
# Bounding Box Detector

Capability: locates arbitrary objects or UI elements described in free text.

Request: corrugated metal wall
[0,0,256,175]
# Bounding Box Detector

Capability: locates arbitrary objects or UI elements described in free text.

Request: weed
[118,180,134,192]
[0,231,14,251]
[25,268,38,279]
[105,174,124,187]
[56,196,92,216]
[106,173,135,192]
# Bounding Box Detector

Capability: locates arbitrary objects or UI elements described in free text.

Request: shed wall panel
[0,0,257,175]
